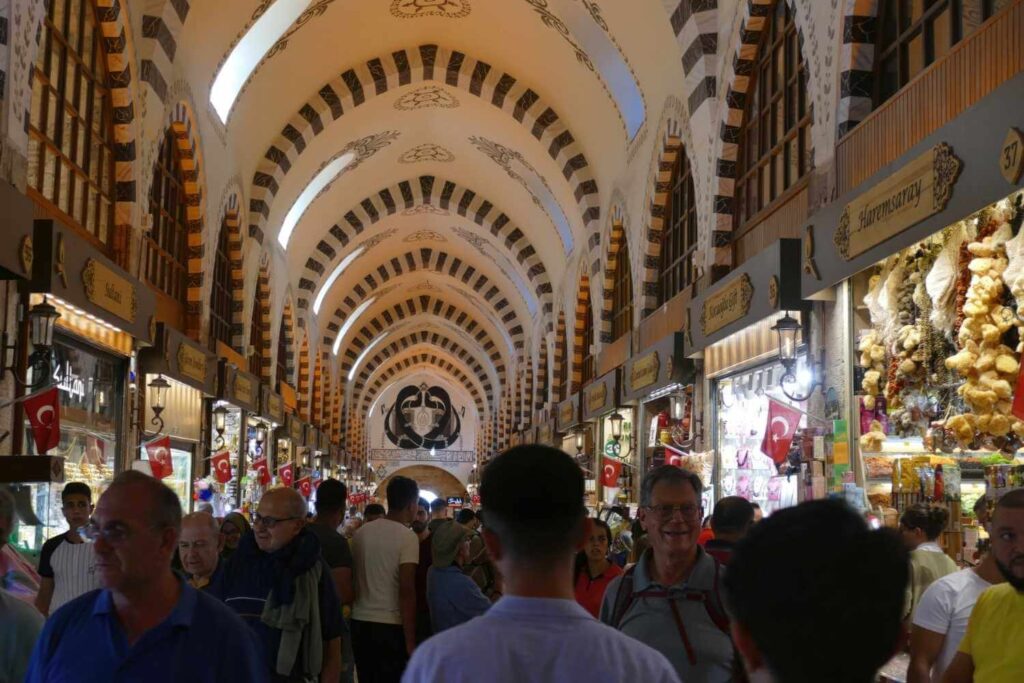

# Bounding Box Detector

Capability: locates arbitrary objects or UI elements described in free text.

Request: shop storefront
[17,219,156,550]
[137,323,216,513]
[800,71,1024,559]
[210,360,260,515]
[688,239,810,516]
[556,394,591,508]
[244,384,285,506]
[277,413,308,487]
[582,369,635,508]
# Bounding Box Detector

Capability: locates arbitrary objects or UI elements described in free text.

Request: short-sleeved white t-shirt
[351,518,420,625]
[911,568,992,683]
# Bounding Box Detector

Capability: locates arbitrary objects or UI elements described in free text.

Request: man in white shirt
[350,476,420,683]
[908,550,1004,683]
[35,482,101,615]
[403,446,680,683]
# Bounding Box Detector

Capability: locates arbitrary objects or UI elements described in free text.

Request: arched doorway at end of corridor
[374,465,468,506]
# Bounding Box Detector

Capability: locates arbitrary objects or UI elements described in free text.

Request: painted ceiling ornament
[404,230,448,243]
[390,0,472,19]
[385,383,463,449]
[394,86,460,111]
[359,228,399,253]
[403,204,450,217]
[413,280,442,293]
[399,144,455,164]
[305,131,402,208]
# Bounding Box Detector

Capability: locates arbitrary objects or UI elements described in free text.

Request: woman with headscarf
[220,511,252,560]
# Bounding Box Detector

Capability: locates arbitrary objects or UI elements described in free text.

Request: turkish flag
[760,398,802,465]
[211,450,232,484]
[24,387,60,454]
[600,458,622,488]
[1012,360,1024,420]
[664,444,686,468]
[296,476,312,498]
[279,462,294,486]
[145,436,173,479]
[252,457,271,485]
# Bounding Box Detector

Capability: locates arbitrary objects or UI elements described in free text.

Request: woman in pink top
[573,518,624,618]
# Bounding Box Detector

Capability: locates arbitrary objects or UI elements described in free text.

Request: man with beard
[943,489,1024,683]
[413,498,433,644]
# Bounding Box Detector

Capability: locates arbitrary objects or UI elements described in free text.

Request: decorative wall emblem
[403,204,450,217]
[394,86,460,111]
[413,280,442,293]
[768,276,779,308]
[390,0,471,19]
[385,383,463,449]
[359,228,398,253]
[803,225,820,280]
[403,230,448,243]
[307,131,401,207]
[399,144,455,164]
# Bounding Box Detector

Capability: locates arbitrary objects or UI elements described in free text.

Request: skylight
[349,332,390,382]
[332,297,377,356]
[278,151,357,249]
[210,0,313,123]
[313,246,365,315]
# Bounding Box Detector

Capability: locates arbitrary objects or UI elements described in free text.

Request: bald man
[179,512,224,590]
[212,487,343,683]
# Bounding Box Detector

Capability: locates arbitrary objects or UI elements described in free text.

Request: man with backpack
[600,466,735,682]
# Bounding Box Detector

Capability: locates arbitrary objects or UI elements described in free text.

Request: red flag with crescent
[600,458,622,488]
[145,436,173,479]
[211,450,232,484]
[760,398,802,465]
[25,387,60,454]
[664,444,686,468]
[297,476,312,498]
[252,457,271,485]
[279,462,294,486]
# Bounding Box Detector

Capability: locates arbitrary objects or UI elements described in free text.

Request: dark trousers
[351,619,408,683]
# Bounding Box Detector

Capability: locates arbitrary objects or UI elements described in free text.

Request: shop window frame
[275,316,289,389]
[558,323,570,402]
[248,297,264,378]
[209,224,234,353]
[611,241,634,342]
[144,128,190,308]
[657,150,698,308]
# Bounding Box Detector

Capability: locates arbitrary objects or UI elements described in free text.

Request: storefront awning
[622,332,694,403]
[582,368,620,421]
[0,182,35,281]
[216,359,260,413]
[30,219,157,345]
[687,239,804,356]
[802,72,1024,298]
[138,323,216,395]
[556,393,582,434]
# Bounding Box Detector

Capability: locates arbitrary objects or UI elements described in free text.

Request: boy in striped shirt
[34,483,101,616]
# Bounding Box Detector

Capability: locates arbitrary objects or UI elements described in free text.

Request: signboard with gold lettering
[538,421,553,445]
[556,395,580,433]
[287,415,305,443]
[233,373,255,407]
[82,258,137,323]
[834,143,962,261]
[700,274,753,336]
[177,344,208,386]
[586,382,608,415]
[266,392,285,424]
[630,351,660,393]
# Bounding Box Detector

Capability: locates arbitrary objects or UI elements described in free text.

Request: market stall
[799,71,1024,560]
[17,220,156,551]
[556,394,590,507]
[276,413,307,487]
[137,323,216,512]
[583,369,634,507]
[688,239,810,516]
[210,360,260,515]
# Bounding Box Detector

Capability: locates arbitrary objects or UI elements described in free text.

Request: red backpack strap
[702,557,731,635]
[609,565,637,629]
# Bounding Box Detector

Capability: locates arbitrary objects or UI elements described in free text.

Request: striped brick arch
[713,0,809,278]
[312,348,327,429]
[278,296,297,388]
[137,0,191,104]
[335,297,509,384]
[214,195,246,352]
[837,0,880,137]
[554,311,568,401]
[359,355,489,421]
[321,248,526,356]
[664,1,720,122]
[572,274,593,393]
[641,131,685,317]
[535,342,549,413]
[250,259,272,383]
[599,219,629,344]
[298,176,553,324]
[249,44,599,250]
[298,331,311,421]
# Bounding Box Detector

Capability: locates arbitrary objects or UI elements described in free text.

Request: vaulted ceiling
[174,0,686,403]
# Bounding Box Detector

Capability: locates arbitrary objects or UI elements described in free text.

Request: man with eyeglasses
[179,512,224,590]
[600,465,735,682]
[34,481,101,616]
[212,486,344,683]
[25,470,269,682]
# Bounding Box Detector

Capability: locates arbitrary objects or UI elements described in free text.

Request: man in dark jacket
[213,487,343,682]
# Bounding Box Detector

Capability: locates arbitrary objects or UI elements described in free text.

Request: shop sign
[288,417,304,442]
[266,391,285,424]
[176,344,208,385]
[701,274,754,336]
[834,143,962,261]
[53,360,85,401]
[538,422,552,444]
[1000,128,1024,185]
[586,382,608,414]
[630,352,660,392]
[233,373,255,406]
[559,401,574,427]
[82,258,137,323]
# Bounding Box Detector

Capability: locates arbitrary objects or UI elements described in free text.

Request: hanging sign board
[623,333,695,403]
[583,369,620,421]
[217,360,260,413]
[83,259,137,323]
[538,419,554,445]
[556,394,581,433]
[261,385,286,424]
[700,274,754,336]
[138,323,216,394]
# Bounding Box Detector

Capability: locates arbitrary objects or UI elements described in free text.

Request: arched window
[248,298,264,378]
[144,129,189,308]
[658,150,697,306]
[874,0,963,106]
[735,1,811,230]
[557,319,569,402]
[27,0,117,249]
[611,240,633,342]
[538,350,549,409]
[579,294,595,388]
[276,316,289,389]
[209,224,234,352]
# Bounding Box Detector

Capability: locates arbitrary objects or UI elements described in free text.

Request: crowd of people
[0,444,1022,682]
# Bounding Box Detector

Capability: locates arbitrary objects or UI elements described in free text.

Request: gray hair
[262,486,307,519]
[0,487,14,526]
[639,465,704,507]
[182,511,220,536]
[109,470,182,531]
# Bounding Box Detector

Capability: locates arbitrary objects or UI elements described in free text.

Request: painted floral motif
[390,0,471,19]
[404,230,448,243]
[394,86,460,110]
[399,144,455,164]
[403,204,450,217]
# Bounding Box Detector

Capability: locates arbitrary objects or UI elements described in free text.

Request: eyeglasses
[252,513,299,530]
[79,519,132,546]
[644,504,702,521]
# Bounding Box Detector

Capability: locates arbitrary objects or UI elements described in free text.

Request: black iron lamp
[212,405,229,447]
[2,298,61,389]
[574,428,585,455]
[609,410,625,442]
[148,375,170,433]
[771,312,823,402]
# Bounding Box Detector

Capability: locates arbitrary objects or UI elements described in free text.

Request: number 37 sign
[1000,128,1024,185]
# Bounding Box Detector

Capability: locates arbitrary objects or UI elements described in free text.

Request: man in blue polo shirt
[25,470,268,683]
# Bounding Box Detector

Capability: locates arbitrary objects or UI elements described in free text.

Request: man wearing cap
[426,521,492,633]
